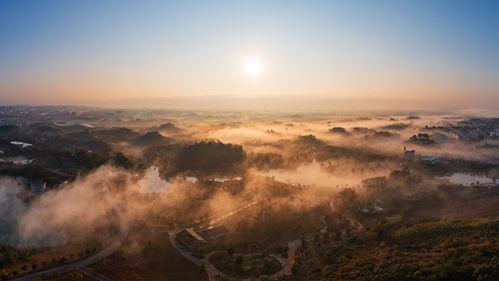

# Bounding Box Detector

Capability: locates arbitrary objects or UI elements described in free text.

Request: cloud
[0,177,27,246]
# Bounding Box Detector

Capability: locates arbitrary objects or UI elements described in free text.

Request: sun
[243,56,263,77]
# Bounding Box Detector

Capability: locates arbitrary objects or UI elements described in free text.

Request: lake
[441,173,495,186]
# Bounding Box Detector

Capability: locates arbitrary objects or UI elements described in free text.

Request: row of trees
[0,247,97,280]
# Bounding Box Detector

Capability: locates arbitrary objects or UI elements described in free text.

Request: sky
[0,0,498,109]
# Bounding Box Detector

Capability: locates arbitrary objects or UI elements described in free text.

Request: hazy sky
[0,0,498,108]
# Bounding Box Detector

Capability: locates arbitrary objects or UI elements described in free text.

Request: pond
[441,173,495,186]
[258,161,363,187]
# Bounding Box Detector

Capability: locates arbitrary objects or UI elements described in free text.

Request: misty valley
[0,107,497,281]
[2,0,499,279]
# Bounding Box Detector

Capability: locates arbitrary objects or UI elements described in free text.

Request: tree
[21,265,27,271]
[112,152,133,169]
[362,177,387,188]
[227,248,236,257]
[59,256,67,264]
[259,275,277,281]
[1,271,8,280]
[236,255,243,265]
[31,263,38,271]
[170,141,245,176]
[474,257,499,281]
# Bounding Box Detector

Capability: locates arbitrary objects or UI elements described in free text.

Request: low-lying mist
[0,110,497,251]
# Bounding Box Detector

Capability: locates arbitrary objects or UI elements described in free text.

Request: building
[419,155,439,165]
[403,146,416,158]
[175,228,207,250]
[199,225,229,241]
[30,180,46,193]
[10,141,33,148]
[175,225,229,250]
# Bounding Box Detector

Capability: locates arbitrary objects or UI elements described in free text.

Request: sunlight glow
[243,56,263,77]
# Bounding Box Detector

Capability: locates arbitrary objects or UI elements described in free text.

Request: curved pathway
[272,239,301,277]
[78,267,114,281]
[8,199,264,281]
[203,239,301,281]
[9,228,130,281]
[169,229,204,266]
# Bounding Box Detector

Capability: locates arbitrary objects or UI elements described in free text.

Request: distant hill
[94,127,140,142]
[30,125,62,135]
[0,125,19,135]
[155,122,182,133]
[133,131,171,146]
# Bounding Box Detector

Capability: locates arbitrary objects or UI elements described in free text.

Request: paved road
[271,239,301,277]
[169,230,204,266]
[79,267,115,281]
[168,200,262,268]
[169,199,303,280]
[203,252,226,281]
[186,200,260,228]
[9,200,261,281]
[204,201,259,227]
[9,228,130,281]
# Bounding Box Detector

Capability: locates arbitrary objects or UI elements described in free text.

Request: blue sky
[0,0,498,106]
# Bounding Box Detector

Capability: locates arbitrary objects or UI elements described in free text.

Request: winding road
[8,199,295,281]
[78,267,115,281]
[9,228,130,281]
[7,201,260,281]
